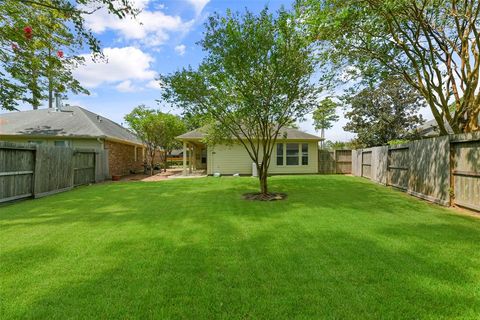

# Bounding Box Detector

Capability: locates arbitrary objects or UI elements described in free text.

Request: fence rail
[0,142,108,203]
[352,133,480,212]
[318,149,352,174]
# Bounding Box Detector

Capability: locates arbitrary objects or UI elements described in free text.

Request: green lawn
[1,175,479,319]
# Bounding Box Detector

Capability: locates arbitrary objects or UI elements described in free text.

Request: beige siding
[208,143,253,175]
[207,140,319,175]
[270,141,318,174]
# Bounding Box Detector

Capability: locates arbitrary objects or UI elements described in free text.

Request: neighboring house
[177,127,322,175]
[414,119,454,137]
[0,106,144,177]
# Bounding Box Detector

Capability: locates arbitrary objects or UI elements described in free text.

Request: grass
[1,175,479,319]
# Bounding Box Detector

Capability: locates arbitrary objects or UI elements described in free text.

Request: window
[286,143,299,165]
[54,140,67,147]
[276,143,283,165]
[201,149,207,164]
[302,143,308,165]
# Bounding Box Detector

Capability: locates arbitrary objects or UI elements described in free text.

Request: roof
[414,119,454,137]
[0,106,142,145]
[177,127,322,141]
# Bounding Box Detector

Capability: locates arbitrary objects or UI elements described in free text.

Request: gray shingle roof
[0,106,142,145]
[177,127,322,141]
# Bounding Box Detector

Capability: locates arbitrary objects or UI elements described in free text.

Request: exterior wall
[104,140,144,176]
[207,140,319,175]
[0,136,102,149]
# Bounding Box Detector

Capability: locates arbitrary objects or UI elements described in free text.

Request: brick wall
[104,140,144,177]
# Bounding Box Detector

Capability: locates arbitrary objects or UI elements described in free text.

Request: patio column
[182,141,187,175]
[189,144,193,174]
[192,145,197,171]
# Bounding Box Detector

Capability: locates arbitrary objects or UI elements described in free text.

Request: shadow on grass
[7,230,479,319]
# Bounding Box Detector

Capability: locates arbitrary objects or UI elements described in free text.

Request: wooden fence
[0,142,108,203]
[318,149,352,174]
[352,133,480,212]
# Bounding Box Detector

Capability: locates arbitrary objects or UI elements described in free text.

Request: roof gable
[0,106,141,144]
[177,127,322,141]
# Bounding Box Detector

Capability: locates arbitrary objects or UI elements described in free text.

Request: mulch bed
[242,192,287,201]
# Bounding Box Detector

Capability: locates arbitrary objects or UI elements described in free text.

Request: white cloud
[84,0,195,47]
[146,80,162,90]
[187,0,210,16]
[74,47,156,88]
[175,44,186,56]
[115,80,138,92]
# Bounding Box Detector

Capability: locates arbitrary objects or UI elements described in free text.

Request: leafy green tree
[312,97,339,148]
[297,0,480,133]
[161,8,320,197]
[343,77,425,147]
[2,6,88,109]
[125,106,187,175]
[125,106,163,176]
[0,0,137,110]
[156,113,186,171]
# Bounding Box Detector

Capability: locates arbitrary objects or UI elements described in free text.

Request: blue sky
[11,0,431,141]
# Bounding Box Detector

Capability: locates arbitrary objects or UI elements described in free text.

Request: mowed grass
[1,175,479,319]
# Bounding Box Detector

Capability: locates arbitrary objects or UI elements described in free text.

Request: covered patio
[177,130,208,176]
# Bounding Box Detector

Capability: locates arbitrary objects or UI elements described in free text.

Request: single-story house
[0,106,144,177]
[177,127,322,175]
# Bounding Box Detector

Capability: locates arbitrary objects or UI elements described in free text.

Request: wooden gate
[73,151,96,186]
[451,140,480,211]
[335,150,352,174]
[318,150,335,174]
[361,151,372,179]
[387,147,409,190]
[0,144,35,202]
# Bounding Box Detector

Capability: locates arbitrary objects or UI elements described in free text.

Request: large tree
[312,97,339,148]
[0,0,136,110]
[161,8,320,198]
[297,0,480,134]
[343,77,425,147]
[125,106,187,175]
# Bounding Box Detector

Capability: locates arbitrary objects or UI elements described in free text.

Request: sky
[9,0,432,142]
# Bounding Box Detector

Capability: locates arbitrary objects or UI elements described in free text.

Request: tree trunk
[259,170,268,195]
[466,109,479,132]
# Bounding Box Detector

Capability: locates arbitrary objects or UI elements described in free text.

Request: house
[177,127,322,175]
[0,106,144,177]
[414,119,454,137]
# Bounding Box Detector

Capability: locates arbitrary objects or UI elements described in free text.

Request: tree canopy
[0,0,137,110]
[124,106,186,175]
[161,8,320,197]
[312,97,339,146]
[297,0,480,134]
[343,77,425,147]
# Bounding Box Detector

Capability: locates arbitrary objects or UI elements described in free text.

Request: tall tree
[312,97,339,148]
[297,0,480,133]
[156,113,187,171]
[343,77,425,147]
[161,8,320,198]
[0,0,137,110]
[125,106,187,175]
[124,106,163,176]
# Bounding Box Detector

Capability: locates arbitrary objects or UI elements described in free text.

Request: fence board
[335,150,352,174]
[452,140,480,211]
[361,150,372,179]
[0,142,108,202]
[388,147,409,190]
[318,150,335,174]
[0,143,35,202]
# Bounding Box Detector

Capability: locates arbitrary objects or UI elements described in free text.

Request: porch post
[189,144,193,174]
[192,145,197,171]
[183,141,187,175]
